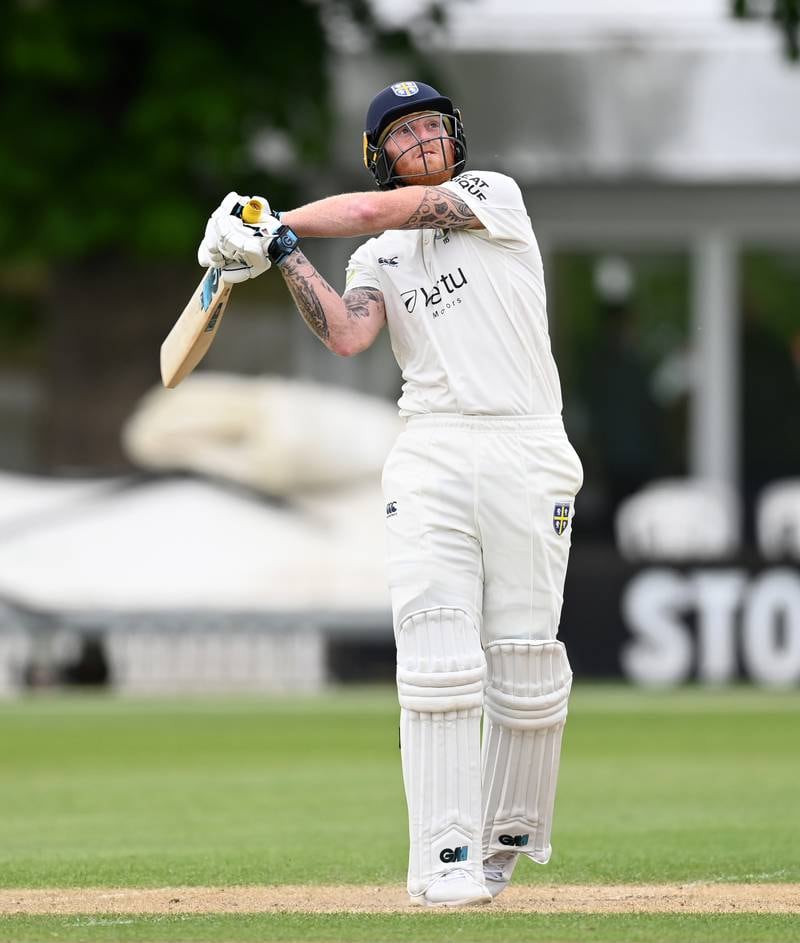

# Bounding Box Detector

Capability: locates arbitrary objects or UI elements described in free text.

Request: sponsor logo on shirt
[401,290,418,313]
[378,256,399,267]
[401,267,469,318]
[386,500,398,517]
[455,173,489,201]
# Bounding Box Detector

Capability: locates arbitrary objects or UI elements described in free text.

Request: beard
[414,166,455,186]
[393,146,455,187]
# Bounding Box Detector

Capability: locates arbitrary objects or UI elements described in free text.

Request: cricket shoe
[482,851,519,898]
[411,868,493,907]
[484,844,552,898]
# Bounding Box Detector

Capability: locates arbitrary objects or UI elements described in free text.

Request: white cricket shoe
[411,868,493,907]
[482,851,519,898]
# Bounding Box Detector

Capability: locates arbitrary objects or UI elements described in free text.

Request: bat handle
[241,199,265,225]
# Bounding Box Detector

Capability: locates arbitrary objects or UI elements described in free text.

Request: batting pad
[396,608,486,898]
[481,639,572,864]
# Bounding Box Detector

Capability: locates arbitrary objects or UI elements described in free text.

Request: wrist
[268,225,300,265]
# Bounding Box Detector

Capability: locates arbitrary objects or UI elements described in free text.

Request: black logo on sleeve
[456,174,489,201]
[378,256,399,267]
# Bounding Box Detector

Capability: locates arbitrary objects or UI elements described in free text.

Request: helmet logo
[391,81,419,97]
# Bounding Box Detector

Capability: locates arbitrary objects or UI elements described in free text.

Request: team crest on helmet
[553,502,571,536]
[391,81,419,97]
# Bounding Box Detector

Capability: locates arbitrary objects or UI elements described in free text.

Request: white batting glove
[197,226,226,269]
[216,208,281,284]
[198,191,245,266]
[197,192,281,284]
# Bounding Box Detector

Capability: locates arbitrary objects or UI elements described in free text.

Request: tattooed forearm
[276,249,385,356]
[344,287,384,321]
[400,187,476,230]
[277,250,337,342]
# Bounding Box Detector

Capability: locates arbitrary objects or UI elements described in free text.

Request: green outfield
[0,685,798,942]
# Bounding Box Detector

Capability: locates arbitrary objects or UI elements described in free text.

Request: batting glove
[198,191,248,267]
[198,192,281,284]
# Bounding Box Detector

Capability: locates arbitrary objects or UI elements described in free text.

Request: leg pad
[482,639,572,867]
[396,608,487,900]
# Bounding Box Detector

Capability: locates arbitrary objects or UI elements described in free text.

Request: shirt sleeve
[344,240,382,293]
[440,171,533,251]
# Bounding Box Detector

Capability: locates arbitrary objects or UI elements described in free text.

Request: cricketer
[199,80,583,907]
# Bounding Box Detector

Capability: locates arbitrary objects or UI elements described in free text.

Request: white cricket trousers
[382,414,583,646]
[383,414,583,899]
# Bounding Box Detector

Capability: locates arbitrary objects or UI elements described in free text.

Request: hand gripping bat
[160,198,265,388]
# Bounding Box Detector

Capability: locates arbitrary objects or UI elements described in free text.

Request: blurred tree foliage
[733,0,800,60]
[0,0,446,264]
[0,0,446,469]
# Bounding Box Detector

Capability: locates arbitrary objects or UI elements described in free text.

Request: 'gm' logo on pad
[499,834,529,847]
[439,846,468,863]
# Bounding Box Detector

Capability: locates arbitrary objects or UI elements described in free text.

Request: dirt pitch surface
[0,884,798,915]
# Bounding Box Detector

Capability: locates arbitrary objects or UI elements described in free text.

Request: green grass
[0,685,798,941]
[1,913,799,943]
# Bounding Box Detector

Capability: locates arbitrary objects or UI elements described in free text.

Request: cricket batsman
[199,81,583,907]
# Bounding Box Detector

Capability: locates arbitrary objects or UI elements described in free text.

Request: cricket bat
[159,198,266,388]
[160,266,232,388]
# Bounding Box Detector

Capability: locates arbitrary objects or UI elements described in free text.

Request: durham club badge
[391,81,419,97]
[553,502,571,536]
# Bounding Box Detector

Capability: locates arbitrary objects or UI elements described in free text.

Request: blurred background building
[0,0,798,692]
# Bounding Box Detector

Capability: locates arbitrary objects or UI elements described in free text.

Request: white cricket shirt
[345,170,563,417]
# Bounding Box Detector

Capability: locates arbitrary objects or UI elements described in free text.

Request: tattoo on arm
[400,187,476,230]
[277,250,335,342]
[344,287,384,321]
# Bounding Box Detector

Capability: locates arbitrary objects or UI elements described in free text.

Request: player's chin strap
[395,607,486,899]
[481,639,572,865]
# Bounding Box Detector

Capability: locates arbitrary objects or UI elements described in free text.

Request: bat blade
[160,267,233,388]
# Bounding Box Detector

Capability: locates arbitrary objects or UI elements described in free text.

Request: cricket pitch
[0,884,798,915]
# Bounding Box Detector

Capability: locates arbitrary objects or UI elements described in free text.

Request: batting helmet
[363,81,467,190]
